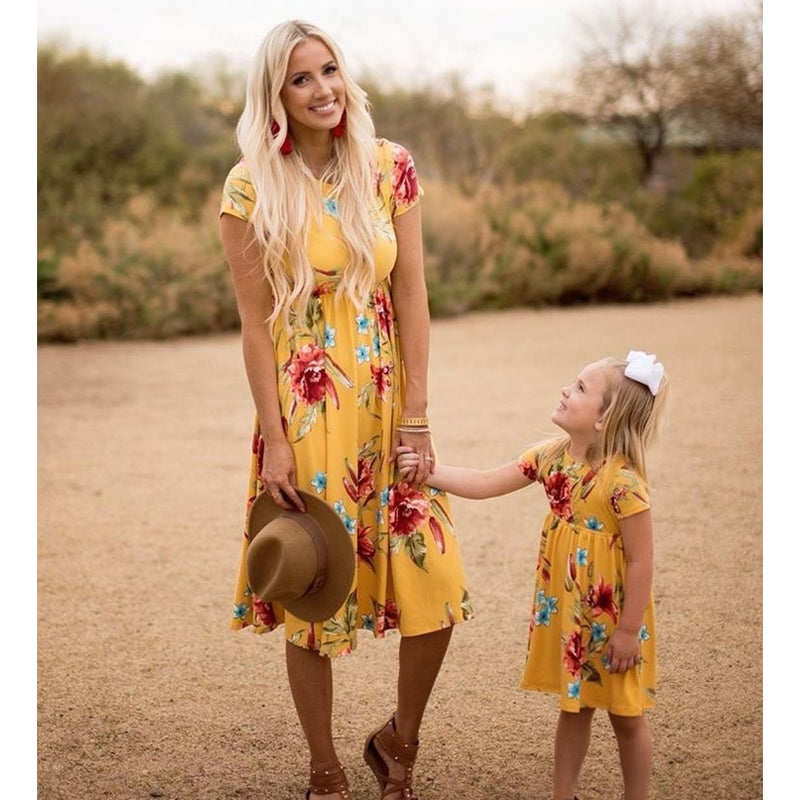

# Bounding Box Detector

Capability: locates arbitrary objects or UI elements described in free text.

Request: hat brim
[247,489,355,622]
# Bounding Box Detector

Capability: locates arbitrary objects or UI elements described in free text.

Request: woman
[219,20,473,800]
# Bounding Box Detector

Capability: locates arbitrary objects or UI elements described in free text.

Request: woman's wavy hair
[540,357,669,483]
[235,20,377,333]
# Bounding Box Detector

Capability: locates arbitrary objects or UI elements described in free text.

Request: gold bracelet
[398,416,429,427]
[395,426,431,434]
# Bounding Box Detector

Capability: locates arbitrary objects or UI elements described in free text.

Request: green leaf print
[294,405,319,441]
[405,531,428,571]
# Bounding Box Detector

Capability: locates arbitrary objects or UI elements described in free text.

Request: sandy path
[37,295,762,800]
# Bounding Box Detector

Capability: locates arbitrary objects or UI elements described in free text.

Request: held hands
[605,628,641,674]
[393,444,431,485]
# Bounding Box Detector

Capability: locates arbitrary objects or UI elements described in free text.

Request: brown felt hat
[246,489,354,622]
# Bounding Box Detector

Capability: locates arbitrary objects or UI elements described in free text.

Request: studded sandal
[363,715,419,800]
[305,761,353,800]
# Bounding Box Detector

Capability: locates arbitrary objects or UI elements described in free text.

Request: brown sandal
[305,761,353,799]
[363,715,419,800]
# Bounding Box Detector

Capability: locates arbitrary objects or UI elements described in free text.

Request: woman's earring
[331,110,347,138]
[270,121,293,155]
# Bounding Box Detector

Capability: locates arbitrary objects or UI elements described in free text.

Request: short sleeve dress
[516,445,656,716]
[220,139,474,658]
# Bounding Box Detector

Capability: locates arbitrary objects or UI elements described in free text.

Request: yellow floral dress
[220,139,474,658]
[517,446,656,716]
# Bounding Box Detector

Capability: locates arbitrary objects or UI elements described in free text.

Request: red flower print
[430,516,446,554]
[356,523,376,561]
[538,553,551,585]
[389,482,429,536]
[344,456,376,504]
[370,362,393,400]
[610,486,629,515]
[567,551,577,581]
[392,146,420,207]
[519,457,538,481]
[545,470,573,519]
[563,629,585,678]
[586,576,618,624]
[287,343,339,408]
[385,599,400,630]
[253,597,276,627]
[307,621,316,650]
[374,288,394,338]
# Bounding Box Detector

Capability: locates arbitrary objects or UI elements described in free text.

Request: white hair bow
[624,350,664,395]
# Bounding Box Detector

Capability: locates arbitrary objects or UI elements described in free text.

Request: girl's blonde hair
[235,20,378,333]
[541,357,669,482]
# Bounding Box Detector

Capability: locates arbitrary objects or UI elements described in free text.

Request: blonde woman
[219,20,473,800]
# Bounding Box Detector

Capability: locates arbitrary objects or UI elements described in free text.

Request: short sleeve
[220,160,255,221]
[381,141,423,218]
[516,446,543,483]
[608,465,651,520]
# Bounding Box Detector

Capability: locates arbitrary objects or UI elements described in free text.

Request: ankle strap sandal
[305,761,353,799]
[363,715,419,800]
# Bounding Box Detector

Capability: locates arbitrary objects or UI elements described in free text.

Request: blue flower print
[361,614,375,631]
[356,314,369,334]
[333,500,345,515]
[576,547,589,566]
[324,325,336,348]
[639,625,650,643]
[591,622,606,643]
[536,588,546,606]
[233,603,247,620]
[342,515,356,534]
[567,681,581,699]
[586,517,604,531]
[372,332,380,353]
[310,472,327,493]
[323,197,338,217]
[380,487,390,507]
[534,605,552,626]
[356,343,370,364]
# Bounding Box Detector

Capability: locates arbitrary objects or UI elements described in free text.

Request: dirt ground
[37,294,763,800]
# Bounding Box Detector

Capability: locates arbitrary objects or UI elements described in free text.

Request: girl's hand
[394,444,423,482]
[260,437,306,512]
[605,629,641,674]
[390,431,434,485]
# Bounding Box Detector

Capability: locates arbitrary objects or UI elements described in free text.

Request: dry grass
[37,295,762,799]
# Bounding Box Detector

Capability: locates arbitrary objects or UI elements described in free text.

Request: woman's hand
[260,437,306,512]
[394,445,422,481]
[391,430,434,485]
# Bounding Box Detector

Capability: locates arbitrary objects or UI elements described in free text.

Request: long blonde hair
[540,357,669,482]
[235,20,378,333]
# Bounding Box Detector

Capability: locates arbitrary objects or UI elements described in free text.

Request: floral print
[221,140,474,657]
[517,447,656,716]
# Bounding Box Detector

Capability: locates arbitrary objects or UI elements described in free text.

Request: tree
[556,0,762,185]
[560,2,684,185]
[677,2,762,149]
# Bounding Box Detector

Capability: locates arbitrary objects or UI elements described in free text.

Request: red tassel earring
[331,110,347,138]
[270,121,293,155]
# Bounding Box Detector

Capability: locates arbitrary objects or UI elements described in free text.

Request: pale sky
[37,0,754,107]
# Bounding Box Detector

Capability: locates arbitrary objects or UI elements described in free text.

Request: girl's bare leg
[553,707,594,800]
[609,712,652,800]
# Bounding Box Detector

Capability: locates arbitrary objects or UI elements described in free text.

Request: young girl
[397,351,668,800]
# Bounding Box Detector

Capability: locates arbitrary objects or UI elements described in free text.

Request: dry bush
[38,193,237,342]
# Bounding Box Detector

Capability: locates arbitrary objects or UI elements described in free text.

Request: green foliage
[36,46,762,342]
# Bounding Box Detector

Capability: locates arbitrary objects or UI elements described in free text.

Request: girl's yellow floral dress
[517,446,656,716]
[220,139,474,658]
